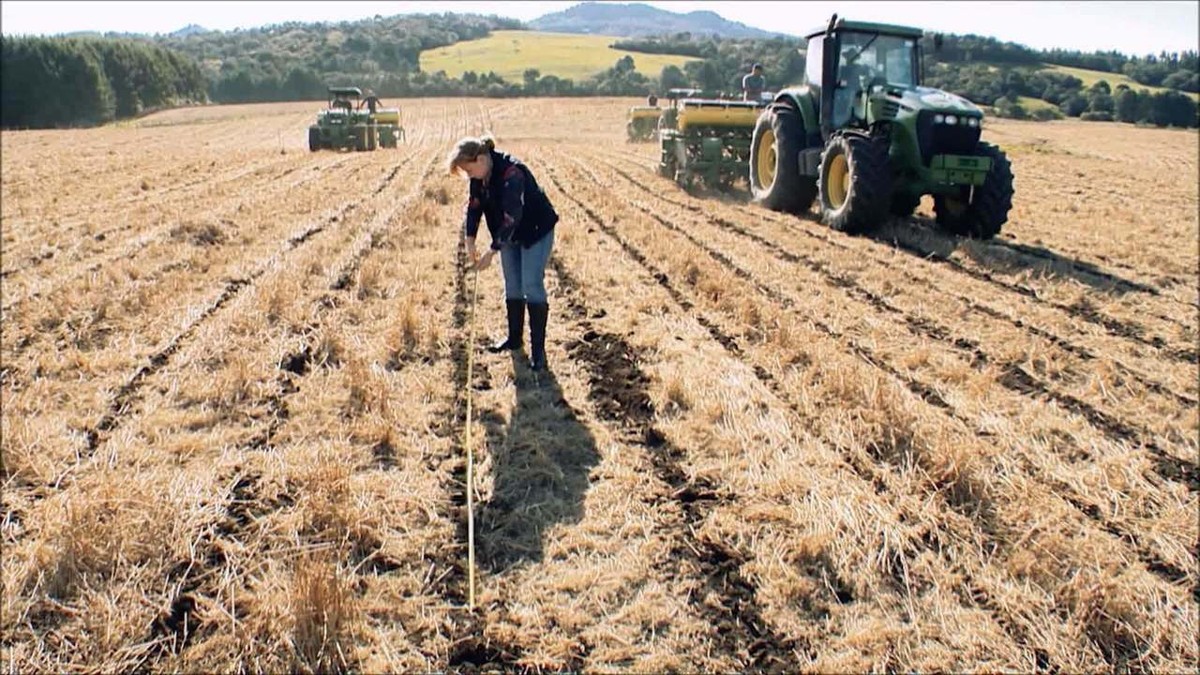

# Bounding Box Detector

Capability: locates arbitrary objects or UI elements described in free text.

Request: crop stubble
[1,98,1196,672]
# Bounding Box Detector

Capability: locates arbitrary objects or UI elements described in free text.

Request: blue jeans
[499,230,554,304]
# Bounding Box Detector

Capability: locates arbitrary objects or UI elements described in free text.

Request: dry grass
[1,97,1196,672]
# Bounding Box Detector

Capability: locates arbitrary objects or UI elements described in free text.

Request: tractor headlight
[944,114,958,125]
[966,117,979,127]
[934,114,945,124]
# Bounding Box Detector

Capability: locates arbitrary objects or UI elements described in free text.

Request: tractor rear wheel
[750,104,816,214]
[933,143,1014,239]
[818,134,891,234]
[658,135,678,179]
[890,192,921,218]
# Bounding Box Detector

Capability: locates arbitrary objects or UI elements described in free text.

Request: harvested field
[1,97,1197,672]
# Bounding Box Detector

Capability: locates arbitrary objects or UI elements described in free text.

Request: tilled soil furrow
[605,174,1198,495]
[598,152,1199,391]
[328,154,439,292]
[541,166,1053,666]
[2,153,380,315]
[550,257,810,672]
[1,152,335,289]
[1,150,306,258]
[1,155,385,371]
[557,157,1197,589]
[82,159,410,458]
[598,150,1197,363]
[544,161,1195,669]
[144,467,299,667]
[440,241,526,673]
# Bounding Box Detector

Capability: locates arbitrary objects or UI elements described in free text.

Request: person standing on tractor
[447,135,560,371]
[742,63,766,101]
[364,89,381,114]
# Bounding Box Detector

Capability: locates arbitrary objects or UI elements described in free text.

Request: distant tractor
[658,88,766,190]
[749,15,1014,238]
[308,87,405,152]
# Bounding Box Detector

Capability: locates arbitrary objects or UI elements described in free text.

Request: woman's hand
[465,236,479,266]
[474,249,496,271]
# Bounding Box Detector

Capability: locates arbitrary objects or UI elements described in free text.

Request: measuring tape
[464,267,480,609]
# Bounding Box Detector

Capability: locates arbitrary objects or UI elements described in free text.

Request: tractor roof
[803,18,924,40]
[328,86,363,98]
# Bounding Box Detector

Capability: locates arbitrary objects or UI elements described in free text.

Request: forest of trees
[1,35,207,128]
[1,13,1195,129]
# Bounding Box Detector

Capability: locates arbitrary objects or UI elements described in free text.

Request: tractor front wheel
[817,134,891,234]
[308,127,320,152]
[933,143,1014,239]
[749,104,816,214]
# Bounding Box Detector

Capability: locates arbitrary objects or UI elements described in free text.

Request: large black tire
[933,142,1014,239]
[365,125,378,151]
[749,104,816,214]
[890,192,921,218]
[658,135,678,179]
[308,126,320,152]
[817,134,891,234]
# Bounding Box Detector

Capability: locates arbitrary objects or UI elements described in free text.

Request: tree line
[926,60,1198,128]
[2,14,1195,129]
[1,35,207,128]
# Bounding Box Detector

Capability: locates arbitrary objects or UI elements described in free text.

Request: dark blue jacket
[463,151,558,251]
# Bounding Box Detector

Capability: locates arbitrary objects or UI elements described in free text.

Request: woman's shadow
[474,352,600,573]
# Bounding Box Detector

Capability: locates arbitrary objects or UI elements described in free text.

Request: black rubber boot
[527,302,549,370]
[489,299,525,353]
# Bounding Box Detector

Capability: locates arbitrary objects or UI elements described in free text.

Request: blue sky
[2,1,1197,57]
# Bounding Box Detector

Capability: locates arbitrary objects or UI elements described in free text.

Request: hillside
[1044,64,1200,101]
[420,30,699,83]
[530,2,782,38]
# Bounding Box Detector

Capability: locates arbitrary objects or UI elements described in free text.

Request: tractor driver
[364,90,381,114]
[742,63,765,101]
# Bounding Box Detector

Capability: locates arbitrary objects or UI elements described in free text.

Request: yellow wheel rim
[828,154,849,208]
[756,128,776,189]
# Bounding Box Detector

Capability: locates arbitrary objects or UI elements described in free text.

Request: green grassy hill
[419,30,700,82]
[1015,95,1058,112]
[1042,64,1199,100]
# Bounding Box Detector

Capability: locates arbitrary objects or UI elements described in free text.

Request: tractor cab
[799,19,925,136]
[327,87,363,117]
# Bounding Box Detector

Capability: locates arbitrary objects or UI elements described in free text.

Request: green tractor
[308,87,405,152]
[750,15,1014,238]
[659,88,766,190]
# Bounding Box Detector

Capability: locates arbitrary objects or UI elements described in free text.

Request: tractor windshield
[838,32,917,87]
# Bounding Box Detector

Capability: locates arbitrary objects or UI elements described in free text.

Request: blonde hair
[446,134,496,175]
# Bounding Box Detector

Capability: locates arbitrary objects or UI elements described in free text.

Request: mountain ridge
[530,2,785,39]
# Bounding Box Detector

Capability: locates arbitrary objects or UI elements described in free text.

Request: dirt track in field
[2,97,1197,672]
